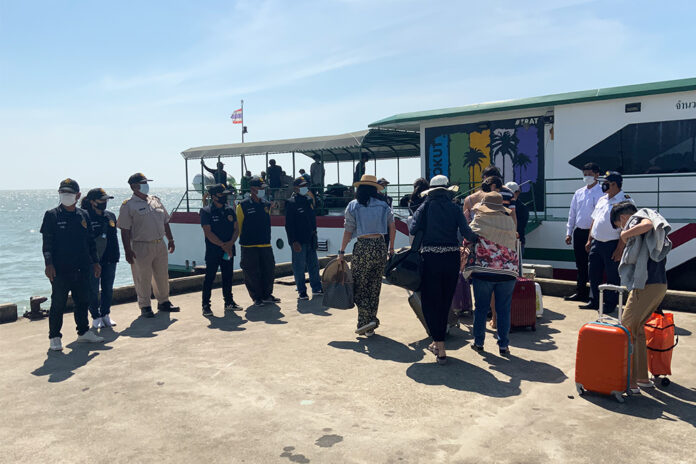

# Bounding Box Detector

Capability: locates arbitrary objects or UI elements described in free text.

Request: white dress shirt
[590,191,634,242]
[566,183,603,236]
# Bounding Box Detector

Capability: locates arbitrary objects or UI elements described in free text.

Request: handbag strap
[411,201,430,251]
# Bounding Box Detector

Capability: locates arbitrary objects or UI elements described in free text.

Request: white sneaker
[92,317,104,329]
[355,321,377,335]
[102,314,116,327]
[365,330,375,337]
[77,331,104,343]
[49,337,63,351]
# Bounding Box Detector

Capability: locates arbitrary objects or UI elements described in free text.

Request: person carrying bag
[321,258,355,309]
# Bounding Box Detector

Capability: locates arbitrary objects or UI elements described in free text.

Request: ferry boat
[169,77,696,291]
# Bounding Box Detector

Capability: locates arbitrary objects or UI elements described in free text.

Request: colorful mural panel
[425,117,545,210]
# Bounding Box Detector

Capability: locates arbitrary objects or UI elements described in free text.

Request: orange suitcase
[575,284,632,402]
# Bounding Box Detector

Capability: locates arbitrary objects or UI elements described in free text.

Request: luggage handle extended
[598,284,628,323]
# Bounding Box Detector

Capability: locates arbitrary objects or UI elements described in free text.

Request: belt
[133,238,164,243]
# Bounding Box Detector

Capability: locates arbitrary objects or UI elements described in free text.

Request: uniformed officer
[236,176,280,306]
[41,178,104,351]
[564,162,603,302]
[285,177,323,300]
[200,184,240,316]
[580,171,634,312]
[81,188,120,329]
[117,173,180,317]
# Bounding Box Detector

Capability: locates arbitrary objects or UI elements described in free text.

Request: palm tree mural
[464,148,486,186]
[512,152,532,183]
[488,129,519,180]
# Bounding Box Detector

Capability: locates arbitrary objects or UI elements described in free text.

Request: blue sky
[1,0,695,190]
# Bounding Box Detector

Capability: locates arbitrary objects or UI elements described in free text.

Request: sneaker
[262,296,281,303]
[499,346,510,356]
[141,307,155,318]
[312,289,324,296]
[202,305,213,317]
[355,321,377,335]
[102,314,116,327]
[92,317,104,329]
[77,331,104,343]
[298,293,309,300]
[637,380,656,389]
[365,329,375,337]
[157,301,180,312]
[470,344,484,353]
[224,300,241,311]
[253,299,265,306]
[49,337,63,351]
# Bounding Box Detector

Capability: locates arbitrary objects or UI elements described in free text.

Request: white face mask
[299,187,309,196]
[583,176,595,185]
[59,192,77,207]
[256,189,265,199]
[139,183,150,195]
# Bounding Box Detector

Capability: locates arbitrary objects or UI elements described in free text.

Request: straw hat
[473,191,511,214]
[353,174,384,191]
[420,175,459,197]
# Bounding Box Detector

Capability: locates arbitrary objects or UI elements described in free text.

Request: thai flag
[230,108,243,124]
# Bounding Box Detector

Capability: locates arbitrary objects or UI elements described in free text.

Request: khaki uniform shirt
[117,194,170,242]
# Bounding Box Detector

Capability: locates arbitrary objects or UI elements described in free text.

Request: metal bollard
[24,296,49,320]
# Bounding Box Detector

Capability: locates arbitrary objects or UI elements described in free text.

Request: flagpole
[241,99,244,143]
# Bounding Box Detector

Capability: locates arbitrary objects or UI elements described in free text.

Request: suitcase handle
[598,284,628,323]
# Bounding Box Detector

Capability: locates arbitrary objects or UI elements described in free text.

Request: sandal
[427,344,439,356]
[436,355,447,365]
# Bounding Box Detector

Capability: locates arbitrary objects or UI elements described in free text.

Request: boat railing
[543,173,696,223]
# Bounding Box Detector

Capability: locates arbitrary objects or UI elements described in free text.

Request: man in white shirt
[564,162,603,302]
[580,171,633,312]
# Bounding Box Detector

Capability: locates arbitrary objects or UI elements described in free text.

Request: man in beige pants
[117,173,180,317]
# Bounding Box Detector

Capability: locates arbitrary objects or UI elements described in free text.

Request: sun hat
[472,191,511,214]
[420,175,459,197]
[353,174,384,191]
[505,181,520,193]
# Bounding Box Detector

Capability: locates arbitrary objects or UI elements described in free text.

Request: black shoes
[224,300,241,311]
[565,293,589,302]
[141,307,155,318]
[202,305,213,317]
[298,293,309,301]
[158,301,180,312]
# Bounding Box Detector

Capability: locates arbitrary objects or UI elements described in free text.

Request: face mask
[95,202,107,211]
[215,195,227,205]
[59,193,77,207]
[139,183,150,195]
[256,189,266,199]
[601,182,610,193]
[299,187,309,196]
[583,176,595,185]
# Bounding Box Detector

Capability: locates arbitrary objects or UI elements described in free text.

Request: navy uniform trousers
[588,239,620,310]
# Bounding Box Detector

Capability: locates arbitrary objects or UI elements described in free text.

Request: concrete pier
[1,282,694,463]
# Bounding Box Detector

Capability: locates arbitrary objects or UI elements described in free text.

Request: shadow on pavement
[32,340,113,383]
[406,357,521,397]
[581,382,696,428]
[120,312,177,339]
[245,304,286,324]
[206,311,247,332]
[329,334,426,363]
[480,351,568,384]
[296,298,331,317]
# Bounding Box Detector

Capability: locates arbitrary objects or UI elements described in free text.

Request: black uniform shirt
[86,208,120,264]
[200,203,237,258]
[285,194,317,245]
[236,198,272,246]
[40,205,98,273]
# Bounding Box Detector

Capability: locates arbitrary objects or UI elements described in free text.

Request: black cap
[377,178,390,186]
[249,176,267,188]
[600,171,623,183]
[207,184,232,196]
[128,172,153,185]
[58,178,80,193]
[293,177,308,187]
[85,188,114,201]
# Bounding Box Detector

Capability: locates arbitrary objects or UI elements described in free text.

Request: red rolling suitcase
[575,284,632,402]
[510,277,536,330]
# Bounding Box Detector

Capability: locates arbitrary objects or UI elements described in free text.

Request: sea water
[0,188,185,314]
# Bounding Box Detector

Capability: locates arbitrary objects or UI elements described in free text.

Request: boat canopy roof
[370,77,696,131]
[181,128,420,161]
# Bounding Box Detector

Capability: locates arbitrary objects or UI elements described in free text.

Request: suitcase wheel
[575,384,585,395]
[613,392,625,403]
[661,377,670,387]
[531,324,536,331]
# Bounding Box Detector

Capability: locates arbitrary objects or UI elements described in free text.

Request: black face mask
[95,202,107,211]
[601,182,611,193]
[215,195,227,205]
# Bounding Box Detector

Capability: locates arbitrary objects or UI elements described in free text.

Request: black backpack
[383,202,428,291]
